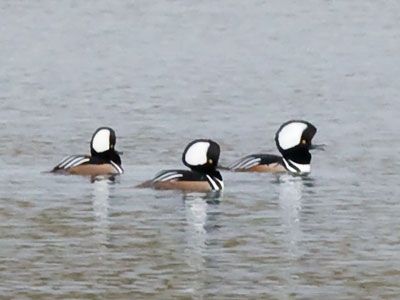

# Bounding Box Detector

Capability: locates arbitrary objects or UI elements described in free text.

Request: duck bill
[310,144,325,151]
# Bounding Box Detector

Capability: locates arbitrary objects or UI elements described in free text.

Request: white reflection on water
[278,174,303,258]
[184,195,208,269]
[277,174,306,294]
[182,192,221,297]
[91,178,111,256]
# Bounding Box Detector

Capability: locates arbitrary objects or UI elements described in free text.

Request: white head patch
[92,129,110,153]
[184,141,210,166]
[277,122,307,150]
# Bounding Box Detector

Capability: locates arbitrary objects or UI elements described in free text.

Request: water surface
[1,0,400,299]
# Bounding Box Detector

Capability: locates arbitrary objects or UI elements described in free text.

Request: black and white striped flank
[53,155,91,170]
[229,155,262,170]
[152,170,184,183]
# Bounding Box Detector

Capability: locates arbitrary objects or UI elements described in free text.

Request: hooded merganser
[138,139,223,192]
[51,127,123,176]
[229,120,324,174]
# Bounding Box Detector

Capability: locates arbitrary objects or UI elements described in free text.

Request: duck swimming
[229,120,323,174]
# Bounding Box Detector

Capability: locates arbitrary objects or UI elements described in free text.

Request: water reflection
[277,174,305,258]
[182,192,222,297]
[91,178,113,257]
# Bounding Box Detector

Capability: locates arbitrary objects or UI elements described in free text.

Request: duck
[138,139,223,192]
[228,120,323,174]
[51,127,123,176]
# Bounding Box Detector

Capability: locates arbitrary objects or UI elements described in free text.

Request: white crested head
[277,122,308,150]
[184,141,210,166]
[275,120,318,173]
[92,128,111,153]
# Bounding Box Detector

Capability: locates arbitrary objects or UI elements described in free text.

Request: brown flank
[235,163,286,173]
[67,164,120,176]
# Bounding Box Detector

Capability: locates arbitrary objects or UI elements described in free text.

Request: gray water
[1,0,400,299]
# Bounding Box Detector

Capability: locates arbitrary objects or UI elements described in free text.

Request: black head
[90,127,122,165]
[275,120,317,173]
[182,139,220,174]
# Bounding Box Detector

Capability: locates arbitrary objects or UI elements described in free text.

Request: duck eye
[208,159,213,164]
[301,139,306,145]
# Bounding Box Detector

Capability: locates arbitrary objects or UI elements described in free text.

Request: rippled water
[1,0,400,299]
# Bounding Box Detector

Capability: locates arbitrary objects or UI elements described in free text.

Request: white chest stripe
[282,158,310,174]
[214,177,224,189]
[206,175,224,191]
[206,175,218,190]
[110,161,124,174]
